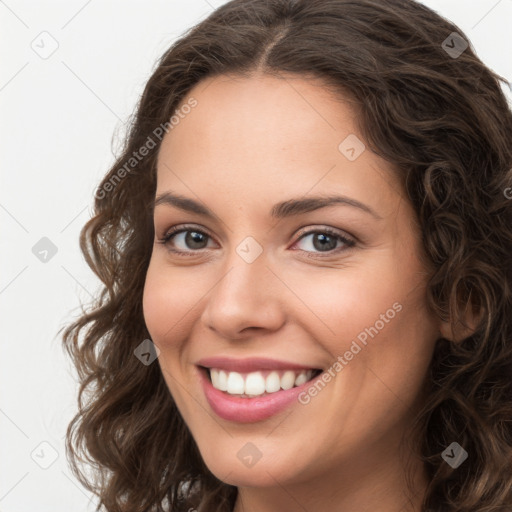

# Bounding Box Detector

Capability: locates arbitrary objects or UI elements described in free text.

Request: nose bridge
[214,234,272,303]
[201,233,286,336]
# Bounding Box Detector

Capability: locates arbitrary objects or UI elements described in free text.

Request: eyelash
[156,224,356,258]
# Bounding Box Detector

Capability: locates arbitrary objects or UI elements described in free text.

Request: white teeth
[226,371,245,395]
[210,368,220,388]
[218,370,228,391]
[245,372,266,396]
[265,371,281,393]
[210,369,228,391]
[294,371,308,386]
[208,368,318,397]
[281,370,296,390]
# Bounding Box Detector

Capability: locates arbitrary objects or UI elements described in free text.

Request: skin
[142,73,454,512]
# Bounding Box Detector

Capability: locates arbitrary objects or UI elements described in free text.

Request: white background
[1,1,511,510]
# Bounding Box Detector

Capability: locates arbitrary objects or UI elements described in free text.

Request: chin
[197,442,305,488]
[207,460,295,488]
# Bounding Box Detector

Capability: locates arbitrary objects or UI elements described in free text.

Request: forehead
[165,72,359,151]
[155,73,403,217]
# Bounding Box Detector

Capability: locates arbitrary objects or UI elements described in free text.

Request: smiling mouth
[201,366,323,398]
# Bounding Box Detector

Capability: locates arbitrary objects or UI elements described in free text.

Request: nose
[200,247,287,339]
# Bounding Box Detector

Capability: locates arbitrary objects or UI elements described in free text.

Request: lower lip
[198,367,321,423]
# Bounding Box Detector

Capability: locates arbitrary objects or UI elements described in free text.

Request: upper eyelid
[160,224,215,241]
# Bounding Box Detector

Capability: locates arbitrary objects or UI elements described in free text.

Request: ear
[439,294,483,343]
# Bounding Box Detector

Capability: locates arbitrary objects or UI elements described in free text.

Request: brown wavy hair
[60,0,512,510]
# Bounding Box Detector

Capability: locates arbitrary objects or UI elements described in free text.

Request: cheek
[142,264,192,397]
[298,257,435,368]
[289,264,397,343]
[142,261,189,344]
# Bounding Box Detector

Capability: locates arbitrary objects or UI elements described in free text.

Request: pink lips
[195,357,322,423]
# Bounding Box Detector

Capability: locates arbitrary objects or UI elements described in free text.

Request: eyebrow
[154,191,382,220]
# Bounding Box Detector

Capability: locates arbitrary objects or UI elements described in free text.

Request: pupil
[186,231,207,249]
[313,233,336,251]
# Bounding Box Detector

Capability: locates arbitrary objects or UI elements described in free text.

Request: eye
[291,227,356,256]
[156,224,356,257]
[157,225,216,256]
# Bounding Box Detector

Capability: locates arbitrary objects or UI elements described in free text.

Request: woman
[61,0,512,511]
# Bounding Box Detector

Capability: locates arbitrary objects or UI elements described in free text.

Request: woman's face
[143,73,443,494]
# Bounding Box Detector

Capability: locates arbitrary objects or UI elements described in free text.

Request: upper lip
[196,356,321,373]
